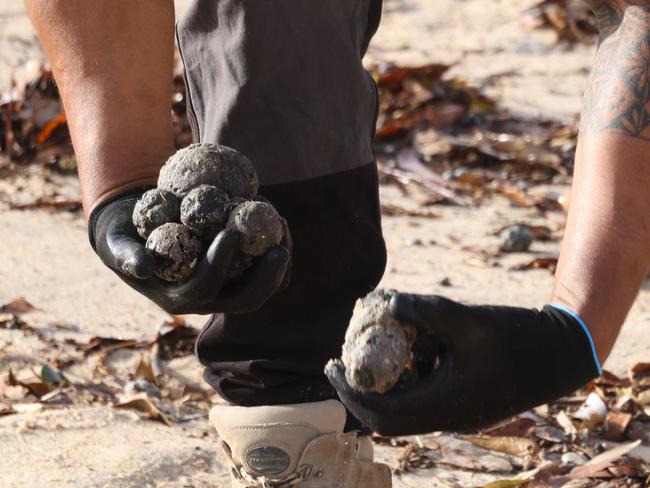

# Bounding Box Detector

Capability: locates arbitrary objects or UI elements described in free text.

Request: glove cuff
[549,304,602,375]
[87,185,156,251]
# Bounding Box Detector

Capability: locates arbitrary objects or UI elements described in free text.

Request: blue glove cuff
[550,304,603,375]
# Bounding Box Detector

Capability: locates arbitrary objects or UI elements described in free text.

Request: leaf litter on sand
[1,54,580,222]
[0,299,211,426]
[368,363,650,487]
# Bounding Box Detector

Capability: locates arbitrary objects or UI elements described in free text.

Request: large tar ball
[158,143,224,198]
[146,223,203,282]
[220,148,259,198]
[226,201,284,257]
[157,143,259,198]
[132,189,180,239]
[340,289,416,394]
[342,325,412,394]
[180,185,230,239]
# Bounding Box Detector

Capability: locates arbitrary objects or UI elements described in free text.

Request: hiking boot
[210,399,392,487]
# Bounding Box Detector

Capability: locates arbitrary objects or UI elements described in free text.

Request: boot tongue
[210,400,346,478]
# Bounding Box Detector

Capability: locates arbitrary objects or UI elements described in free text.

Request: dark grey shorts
[177,0,386,408]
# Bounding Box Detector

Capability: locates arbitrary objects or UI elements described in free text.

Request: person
[26,1,390,486]
[23,0,650,486]
[326,0,650,436]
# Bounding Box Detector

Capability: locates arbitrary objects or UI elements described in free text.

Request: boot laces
[238,467,307,488]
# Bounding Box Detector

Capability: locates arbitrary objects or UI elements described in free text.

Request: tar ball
[226,201,284,257]
[499,224,533,252]
[342,325,412,394]
[132,189,180,239]
[219,149,260,198]
[157,143,225,198]
[146,223,203,282]
[180,185,230,239]
[340,289,416,394]
[157,143,259,198]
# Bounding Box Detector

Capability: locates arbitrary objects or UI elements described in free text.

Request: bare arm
[552,0,650,362]
[25,0,176,217]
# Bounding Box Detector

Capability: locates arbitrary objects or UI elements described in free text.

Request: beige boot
[210,399,392,488]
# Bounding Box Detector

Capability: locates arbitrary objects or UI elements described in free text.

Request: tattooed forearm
[581,0,650,139]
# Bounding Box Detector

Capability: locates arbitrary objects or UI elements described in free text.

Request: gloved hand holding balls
[131,143,286,283]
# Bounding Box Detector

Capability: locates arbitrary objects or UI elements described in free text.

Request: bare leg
[25,0,176,216]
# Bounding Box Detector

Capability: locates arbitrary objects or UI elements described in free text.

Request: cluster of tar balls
[132,143,284,283]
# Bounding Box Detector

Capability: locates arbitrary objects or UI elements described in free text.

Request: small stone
[499,224,533,253]
[226,201,284,256]
[146,223,203,282]
[132,189,180,239]
[180,185,229,239]
[340,289,416,394]
[439,277,452,287]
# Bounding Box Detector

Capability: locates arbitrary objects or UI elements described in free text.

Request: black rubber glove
[89,189,291,315]
[326,293,602,436]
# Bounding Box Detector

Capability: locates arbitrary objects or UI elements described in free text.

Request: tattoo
[581,1,650,139]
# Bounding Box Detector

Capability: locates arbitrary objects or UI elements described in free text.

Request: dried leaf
[482,466,543,487]
[569,440,641,479]
[82,337,142,356]
[154,322,198,360]
[113,397,171,427]
[395,149,472,207]
[439,438,513,473]
[556,410,578,436]
[484,417,536,438]
[6,196,82,212]
[603,411,632,441]
[0,297,36,314]
[462,435,537,457]
[134,355,157,385]
[511,256,558,272]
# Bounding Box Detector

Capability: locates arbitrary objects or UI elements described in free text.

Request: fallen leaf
[603,411,632,441]
[439,438,513,472]
[154,322,198,360]
[462,435,537,457]
[484,417,536,437]
[510,256,558,272]
[82,337,142,356]
[0,297,36,314]
[556,410,578,436]
[134,355,157,385]
[569,440,641,479]
[7,196,82,212]
[113,397,171,426]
